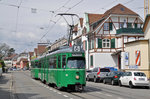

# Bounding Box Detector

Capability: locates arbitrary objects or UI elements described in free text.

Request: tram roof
[31,46,84,61]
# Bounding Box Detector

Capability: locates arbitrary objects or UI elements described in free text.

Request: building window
[119,23,124,28]
[104,23,109,30]
[102,39,110,48]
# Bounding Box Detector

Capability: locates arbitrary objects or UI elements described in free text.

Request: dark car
[103,71,124,85]
[86,67,110,82]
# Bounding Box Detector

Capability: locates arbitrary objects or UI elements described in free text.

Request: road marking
[70,98,73,99]
[57,92,62,94]
[63,95,68,97]
[49,88,52,90]
[118,97,124,99]
[105,94,112,97]
[96,92,102,94]
[53,90,56,92]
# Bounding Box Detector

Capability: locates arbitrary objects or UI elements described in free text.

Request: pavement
[0,72,13,99]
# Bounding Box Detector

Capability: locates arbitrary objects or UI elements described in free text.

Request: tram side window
[35,62,38,68]
[31,62,34,68]
[58,55,61,68]
[39,61,41,68]
[62,55,66,68]
[49,56,57,68]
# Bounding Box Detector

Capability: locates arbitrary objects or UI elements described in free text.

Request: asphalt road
[1,71,150,99]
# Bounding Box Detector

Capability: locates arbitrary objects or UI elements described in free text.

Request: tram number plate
[73,45,81,52]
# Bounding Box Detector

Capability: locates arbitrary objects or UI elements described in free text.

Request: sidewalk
[0,72,13,99]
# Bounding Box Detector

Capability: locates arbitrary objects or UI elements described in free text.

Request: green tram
[31,46,86,91]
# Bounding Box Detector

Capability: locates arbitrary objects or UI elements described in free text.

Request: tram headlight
[75,75,80,80]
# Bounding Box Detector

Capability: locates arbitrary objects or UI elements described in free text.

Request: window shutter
[85,41,87,50]
[90,55,93,66]
[111,38,115,48]
[109,22,113,30]
[98,39,102,48]
[88,40,91,49]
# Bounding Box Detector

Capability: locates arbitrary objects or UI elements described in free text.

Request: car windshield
[134,72,146,77]
[67,57,85,69]
[114,72,124,75]
[100,68,110,72]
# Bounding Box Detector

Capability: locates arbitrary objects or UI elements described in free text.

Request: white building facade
[72,4,144,70]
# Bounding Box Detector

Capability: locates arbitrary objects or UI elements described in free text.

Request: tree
[0,43,10,59]
[0,43,15,59]
[7,48,15,57]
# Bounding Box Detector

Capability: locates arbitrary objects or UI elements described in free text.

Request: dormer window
[121,8,125,11]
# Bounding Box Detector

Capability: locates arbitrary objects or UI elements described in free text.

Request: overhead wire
[39,0,84,42]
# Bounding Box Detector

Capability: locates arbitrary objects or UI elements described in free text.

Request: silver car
[86,67,110,82]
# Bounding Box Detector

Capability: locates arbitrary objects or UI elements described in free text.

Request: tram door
[57,55,62,86]
[44,57,47,82]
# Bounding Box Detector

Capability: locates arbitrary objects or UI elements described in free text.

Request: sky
[0,0,145,53]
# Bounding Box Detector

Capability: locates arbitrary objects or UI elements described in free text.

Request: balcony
[116,28,144,35]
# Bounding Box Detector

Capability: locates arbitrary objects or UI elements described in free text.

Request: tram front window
[67,57,85,69]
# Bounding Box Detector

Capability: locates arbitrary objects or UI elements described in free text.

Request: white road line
[96,92,102,94]
[53,90,56,92]
[57,92,62,94]
[49,88,52,90]
[63,95,68,97]
[105,94,112,97]
[70,98,73,99]
[118,97,124,99]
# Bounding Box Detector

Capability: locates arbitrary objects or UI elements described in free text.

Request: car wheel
[94,77,97,83]
[87,76,89,81]
[103,79,106,84]
[145,86,150,89]
[119,80,122,87]
[111,80,115,85]
[129,81,134,88]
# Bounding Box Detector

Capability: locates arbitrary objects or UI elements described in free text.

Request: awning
[111,50,122,56]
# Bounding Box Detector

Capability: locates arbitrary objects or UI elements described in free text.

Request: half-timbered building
[72,4,144,70]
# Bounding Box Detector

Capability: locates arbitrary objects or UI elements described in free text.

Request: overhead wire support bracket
[56,13,79,46]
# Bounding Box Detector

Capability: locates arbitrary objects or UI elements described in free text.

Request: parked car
[103,71,124,85]
[86,70,92,81]
[119,71,150,89]
[86,67,110,82]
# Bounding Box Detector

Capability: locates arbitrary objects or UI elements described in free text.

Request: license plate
[139,78,145,81]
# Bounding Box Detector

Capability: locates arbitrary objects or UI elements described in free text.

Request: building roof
[125,39,149,44]
[72,24,78,33]
[104,3,138,17]
[4,54,17,60]
[91,3,140,33]
[37,45,46,55]
[88,13,104,25]
[143,14,150,32]
[79,18,83,27]
[28,52,34,56]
